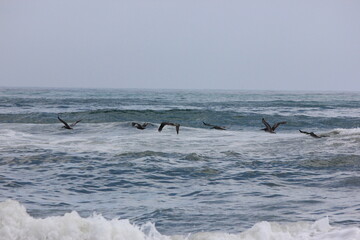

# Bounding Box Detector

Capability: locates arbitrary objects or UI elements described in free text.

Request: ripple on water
[300,154,360,170]
[328,176,360,188]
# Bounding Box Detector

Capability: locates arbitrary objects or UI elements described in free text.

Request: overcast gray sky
[1,0,359,91]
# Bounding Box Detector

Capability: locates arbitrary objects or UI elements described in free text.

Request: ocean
[0,87,359,240]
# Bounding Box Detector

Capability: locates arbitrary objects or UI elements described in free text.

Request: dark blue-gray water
[0,87,359,239]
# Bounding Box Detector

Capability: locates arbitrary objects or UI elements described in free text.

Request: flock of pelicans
[58,115,324,138]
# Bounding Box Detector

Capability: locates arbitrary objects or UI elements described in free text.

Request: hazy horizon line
[1,85,360,94]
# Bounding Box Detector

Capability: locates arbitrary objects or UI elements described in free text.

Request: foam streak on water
[0,88,360,239]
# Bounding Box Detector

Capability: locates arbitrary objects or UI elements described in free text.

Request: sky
[0,0,360,91]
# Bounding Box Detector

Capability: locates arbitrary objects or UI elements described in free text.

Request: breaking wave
[1,200,359,240]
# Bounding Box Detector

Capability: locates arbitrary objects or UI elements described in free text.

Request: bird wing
[310,132,321,138]
[204,122,225,130]
[300,130,321,138]
[203,122,213,127]
[158,122,167,132]
[132,122,141,128]
[70,120,82,127]
[58,116,71,129]
[262,118,272,131]
[299,129,311,135]
[272,121,287,131]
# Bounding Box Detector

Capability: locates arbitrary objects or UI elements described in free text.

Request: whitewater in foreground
[1,200,359,240]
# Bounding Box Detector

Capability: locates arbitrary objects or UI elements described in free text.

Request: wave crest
[0,199,168,240]
[1,200,360,240]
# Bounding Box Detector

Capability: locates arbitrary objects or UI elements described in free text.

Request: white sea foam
[210,106,360,118]
[1,200,359,240]
[329,127,360,136]
[1,124,360,159]
[0,200,169,240]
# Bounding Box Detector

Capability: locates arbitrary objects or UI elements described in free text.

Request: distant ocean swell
[0,109,359,132]
[1,200,359,240]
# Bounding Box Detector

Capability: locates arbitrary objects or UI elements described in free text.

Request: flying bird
[58,115,82,130]
[203,122,226,130]
[261,118,287,133]
[132,122,149,130]
[299,130,322,138]
[158,122,180,134]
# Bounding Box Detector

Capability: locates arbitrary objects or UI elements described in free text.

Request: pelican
[299,130,322,138]
[261,118,286,133]
[58,115,82,129]
[132,122,149,130]
[158,122,180,134]
[203,122,226,130]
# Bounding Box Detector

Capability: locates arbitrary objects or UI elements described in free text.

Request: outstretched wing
[203,122,213,127]
[204,121,225,130]
[299,129,310,135]
[262,118,272,132]
[300,130,321,138]
[58,116,71,129]
[70,120,82,127]
[310,132,321,138]
[272,121,287,131]
[158,122,167,132]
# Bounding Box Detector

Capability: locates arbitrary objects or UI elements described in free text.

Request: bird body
[132,122,149,130]
[299,130,322,138]
[158,122,180,134]
[58,115,81,129]
[203,122,226,130]
[261,118,286,133]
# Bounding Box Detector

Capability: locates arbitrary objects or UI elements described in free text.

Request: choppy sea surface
[0,87,359,240]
